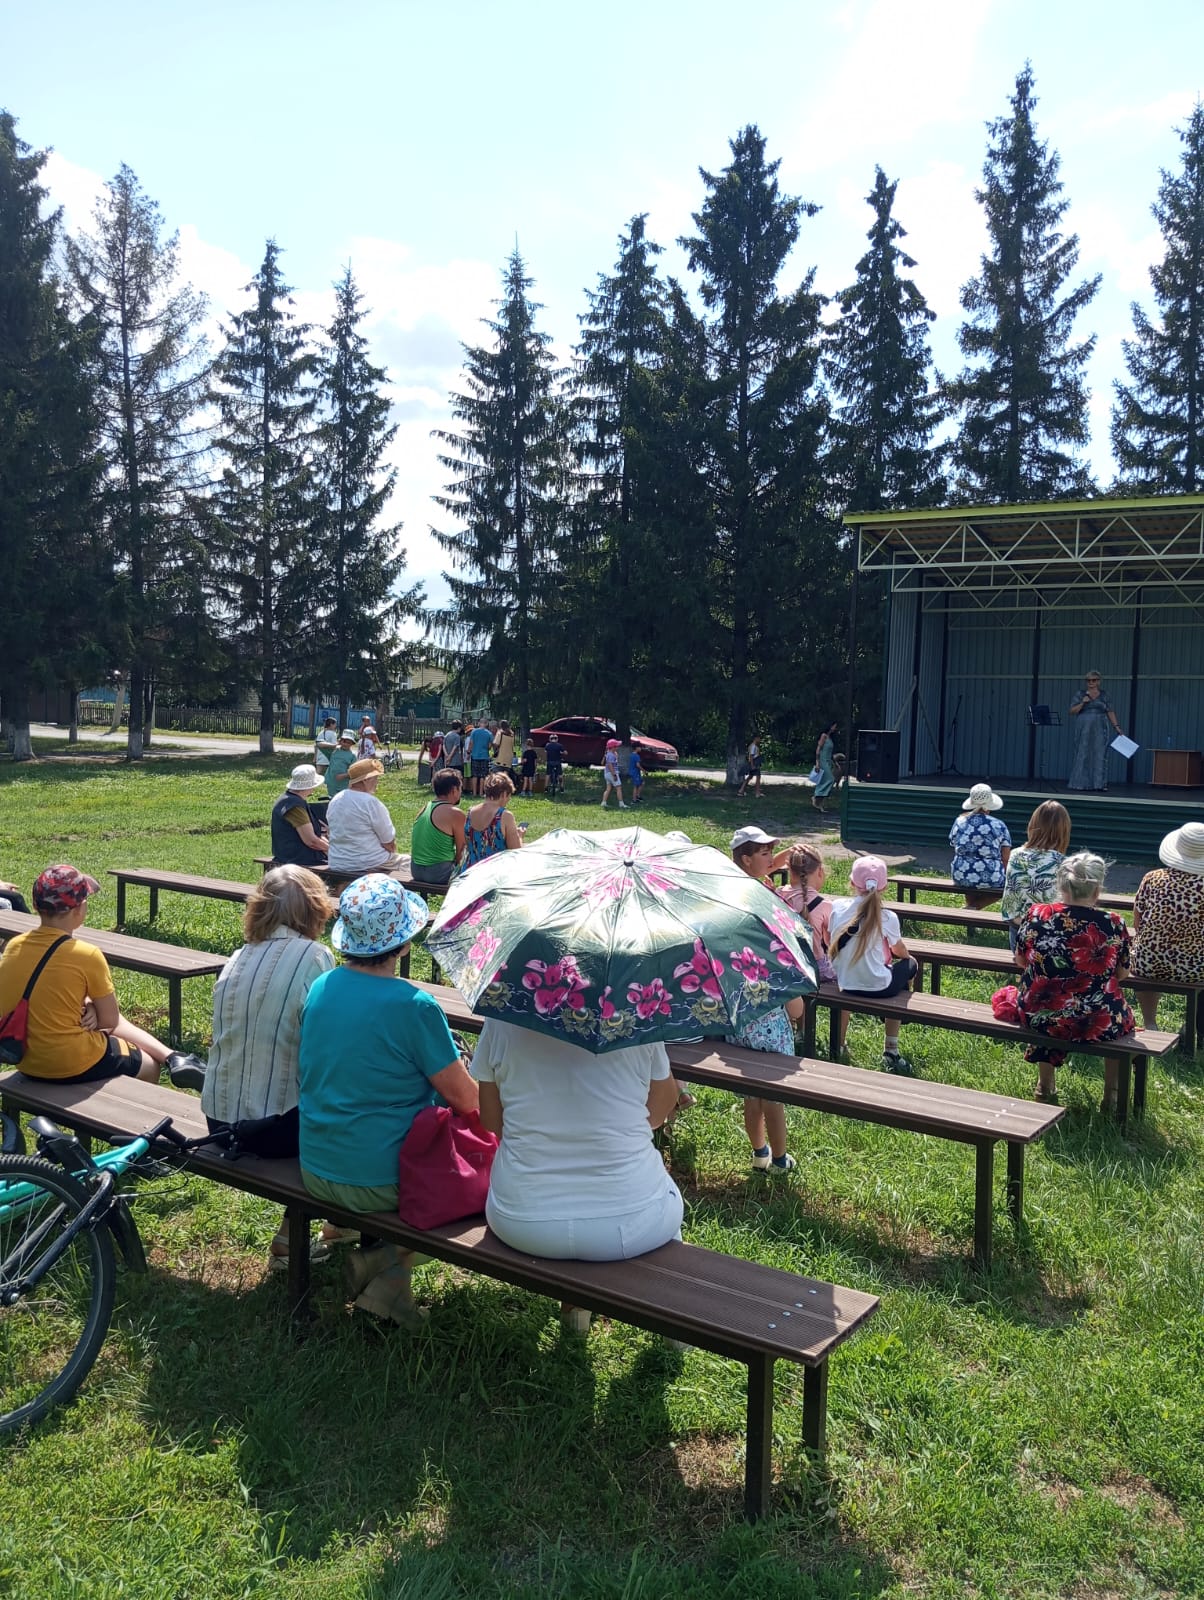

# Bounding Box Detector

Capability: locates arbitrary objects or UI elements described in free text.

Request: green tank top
[411,800,457,867]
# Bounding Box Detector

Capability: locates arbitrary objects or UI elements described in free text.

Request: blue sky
[9,0,1204,617]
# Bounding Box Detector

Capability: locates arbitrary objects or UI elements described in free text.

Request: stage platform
[841,773,1204,868]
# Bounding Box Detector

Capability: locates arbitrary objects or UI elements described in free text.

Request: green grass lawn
[1,753,1200,1599]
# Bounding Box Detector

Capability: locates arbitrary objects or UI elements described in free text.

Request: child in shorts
[600,739,628,809]
[628,747,644,803]
[520,738,538,796]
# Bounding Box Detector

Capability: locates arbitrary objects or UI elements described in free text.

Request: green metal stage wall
[841,782,1203,869]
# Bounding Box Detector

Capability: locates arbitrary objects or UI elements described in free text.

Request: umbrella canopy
[426,826,816,1055]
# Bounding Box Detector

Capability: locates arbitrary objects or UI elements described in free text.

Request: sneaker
[619,802,629,810]
[883,1052,915,1077]
[561,1304,592,1335]
[769,1152,797,1173]
[165,1052,206,1091]
[750,1145,772,1170]
[354,1263,427,1327]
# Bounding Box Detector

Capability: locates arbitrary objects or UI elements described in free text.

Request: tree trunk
[8,684,33,762]
[126,664,145,761]
[68,689,79,744]
[259,666,276,756]
[143,680,155,750]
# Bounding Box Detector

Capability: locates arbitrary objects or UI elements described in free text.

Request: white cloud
[40,150,105,231]
[1075,203,1163,298]
[893,161,987,319]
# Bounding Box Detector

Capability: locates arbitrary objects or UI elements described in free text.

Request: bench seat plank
[891,872,1133,912]
[0,1069,878,1520]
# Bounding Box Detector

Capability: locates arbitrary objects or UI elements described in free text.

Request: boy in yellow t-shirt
[0,864,206,1089]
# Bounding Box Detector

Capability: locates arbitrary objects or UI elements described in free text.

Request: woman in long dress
[812,721,839,813]
[1067,670,1124,792]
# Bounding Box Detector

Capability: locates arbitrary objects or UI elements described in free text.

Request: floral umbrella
[426,826,816,1055]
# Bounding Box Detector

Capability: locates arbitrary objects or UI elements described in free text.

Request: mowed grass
[1,751,1202,1599]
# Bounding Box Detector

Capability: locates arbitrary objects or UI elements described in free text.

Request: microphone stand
[943,694,963,776]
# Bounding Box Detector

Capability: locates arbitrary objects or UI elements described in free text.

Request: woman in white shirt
[326,759,402,876]
[828,854,918,1076]
[475,1020,682,1326]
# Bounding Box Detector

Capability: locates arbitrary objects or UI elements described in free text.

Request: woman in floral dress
[1014,852,1134,1107]
[949,783,1012,908]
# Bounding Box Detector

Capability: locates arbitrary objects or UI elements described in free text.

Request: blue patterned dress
[949,811,1012,891]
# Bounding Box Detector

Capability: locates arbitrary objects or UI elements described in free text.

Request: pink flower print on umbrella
[627,978,673,1019]
[673,938,725,1001]
[729,946,768,984]
[522,955,589,1016]
[468,926,501,972]
[769,904,803,942]
[769,936,804,970]
[442,898,487,933]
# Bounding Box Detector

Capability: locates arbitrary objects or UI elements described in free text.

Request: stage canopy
[843,494,1204,785]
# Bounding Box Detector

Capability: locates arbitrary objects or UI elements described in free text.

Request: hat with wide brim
[289,764,321,791]
[348,758,384,784]
[332,875,429,957]
[962,783,1004,812]
[1159,821,1204,875]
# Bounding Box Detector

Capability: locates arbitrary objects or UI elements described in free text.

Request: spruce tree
[949,65,1100,502]
[312,266,421,727]
[679,126,832,781]
[432,250,568,736]
[1112,104,1204,490]
[0,111,103,760]
[205,241,317,754]
[67,164,210,759]
[827,166,945,512]
[571,214,679,737]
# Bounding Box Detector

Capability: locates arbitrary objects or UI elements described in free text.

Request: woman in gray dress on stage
[1067,670,1125,791]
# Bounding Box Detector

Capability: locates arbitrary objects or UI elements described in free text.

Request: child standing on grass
[728,826,804,1173]
[600,739,628,809]
[827,855,918,1075]
[628,746,644,804]
[737,736,762,800]
[520,738,538,796]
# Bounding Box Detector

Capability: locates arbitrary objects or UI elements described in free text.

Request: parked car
[529,717,678,770]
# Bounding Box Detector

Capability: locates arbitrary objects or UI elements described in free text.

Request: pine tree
[1112,103,1204,490]
[679,126,833,781]
[67,164,210,760]
[312,266,421,727]
[205,241,317,754]
[949,65,1100,503]
[0,111,104,760]
[571,214,677,736]
[432,250,568,736]
[827,166,945,512]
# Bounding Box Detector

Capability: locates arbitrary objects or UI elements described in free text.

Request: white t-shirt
[827,897,900,992]
[326,788,396,871]
[472,1020,672,1221]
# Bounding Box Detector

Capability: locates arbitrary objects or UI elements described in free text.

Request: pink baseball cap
[849,855,888,894]
[33,863,100,913]
[605,738,621,749]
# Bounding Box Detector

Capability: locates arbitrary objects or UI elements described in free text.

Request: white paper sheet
[1111,734,1139,759]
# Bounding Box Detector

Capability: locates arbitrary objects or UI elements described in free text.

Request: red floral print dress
[1015,901,1135,1066]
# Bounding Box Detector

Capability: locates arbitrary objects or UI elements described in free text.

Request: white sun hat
[962,782,1003,812]
[1158,821,1204,876]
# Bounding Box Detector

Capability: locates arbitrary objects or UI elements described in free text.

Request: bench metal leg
[828,1005,844,1062]
[115,880,127,929]
[1108,1057,1130,1127]
[744,1353,774,1521]
[1133,1055,1147,1118]
[1006,1142,1024,1232]
[285,1203,315,1322]
[802,1000,816,1059]
[802,1357,828,1458]
[149,886,159,923]
[973,1139,994,1270]
[168,981,183,1048]
[931,963,942,997]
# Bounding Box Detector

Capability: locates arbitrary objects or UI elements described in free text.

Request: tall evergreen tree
[67,164,211,760]
[432,250,568,736]
[205,241,317,754]
[0,110,104,761]
[1112,104,1204,490]
[826,166,945,512]
[571,214,678,736]
[311,265,421,728]
[679,126,832,780]
[949,65,1100,502]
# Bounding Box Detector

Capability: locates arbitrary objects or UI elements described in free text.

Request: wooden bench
[804,984,1178,1124]
[110,868,263,929]
[0,910,225,1047]
[904,937,1204,1053]
[414,981,1064,1270]
[891,873,1134,912]
[251,857,436,900]
[0,1069,878,1522]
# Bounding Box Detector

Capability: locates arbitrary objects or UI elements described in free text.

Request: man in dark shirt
[271,765,329,869]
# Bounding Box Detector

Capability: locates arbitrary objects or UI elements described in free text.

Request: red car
[529,717,678,770]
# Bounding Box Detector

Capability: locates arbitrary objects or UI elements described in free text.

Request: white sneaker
[619,802,629,810]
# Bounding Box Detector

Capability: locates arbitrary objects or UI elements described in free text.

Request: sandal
[1032,1086,1060,1105]
[268,1224,360,1274]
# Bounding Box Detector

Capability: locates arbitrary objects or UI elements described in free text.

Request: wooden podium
[1151,749,1203,787]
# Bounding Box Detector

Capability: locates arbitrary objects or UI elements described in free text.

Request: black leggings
[842,956,918,1000]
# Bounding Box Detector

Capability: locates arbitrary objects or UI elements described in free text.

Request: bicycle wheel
[0,1154,117,1433]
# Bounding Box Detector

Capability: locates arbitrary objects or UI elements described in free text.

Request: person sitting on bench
[326,759,402,879]
[0,863,205,1089]
[0,875,29,913]
[828,854,918,1076]
[270,764,329,870]
[410,769,466,886]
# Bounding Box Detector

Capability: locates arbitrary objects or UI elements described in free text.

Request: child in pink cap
[827,854,918,1074]
[600,739,627,809]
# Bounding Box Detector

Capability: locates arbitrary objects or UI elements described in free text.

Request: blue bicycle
[0,1109,199,1433]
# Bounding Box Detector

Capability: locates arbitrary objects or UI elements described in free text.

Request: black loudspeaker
[856,729,900,784]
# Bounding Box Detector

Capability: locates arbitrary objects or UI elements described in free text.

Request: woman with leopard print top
[1131,822,1204,1029]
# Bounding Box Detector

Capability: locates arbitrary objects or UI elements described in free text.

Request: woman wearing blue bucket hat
[298,875,479,1323]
